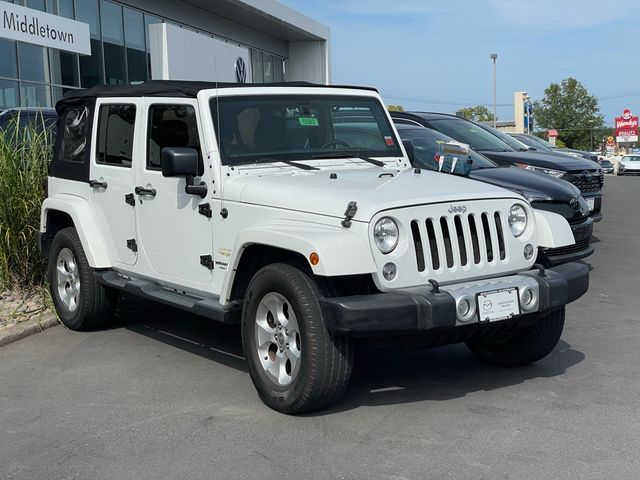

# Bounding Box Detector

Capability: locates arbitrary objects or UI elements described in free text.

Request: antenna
[213,57,225,213]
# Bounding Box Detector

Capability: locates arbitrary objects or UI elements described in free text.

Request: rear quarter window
[60,107,89,163]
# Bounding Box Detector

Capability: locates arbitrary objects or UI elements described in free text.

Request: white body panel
[534,210,575,248]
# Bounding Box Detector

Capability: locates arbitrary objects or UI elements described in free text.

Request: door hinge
[200,255,215,270]
[125,193,135,206]
[126,239,138,252]
[198,203,212,218]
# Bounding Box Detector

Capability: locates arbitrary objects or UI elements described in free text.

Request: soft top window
[61,106,89,163]
[211,95,402,166]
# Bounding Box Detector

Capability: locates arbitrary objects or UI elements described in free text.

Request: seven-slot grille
[410,211,507,273]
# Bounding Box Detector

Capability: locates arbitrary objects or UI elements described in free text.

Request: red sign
[547,129,558,137]
[615,109,639,142]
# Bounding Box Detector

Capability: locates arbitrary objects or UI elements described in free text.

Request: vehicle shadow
[117,294,585,414]
[117,294,247,373]
[318,338,585,415]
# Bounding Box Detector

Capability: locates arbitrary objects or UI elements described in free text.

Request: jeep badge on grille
[448,205,467,214]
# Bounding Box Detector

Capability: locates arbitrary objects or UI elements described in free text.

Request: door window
[147,104,202,174]
[96,104,136,167]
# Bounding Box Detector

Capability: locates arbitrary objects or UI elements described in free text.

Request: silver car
[618,155,640,175]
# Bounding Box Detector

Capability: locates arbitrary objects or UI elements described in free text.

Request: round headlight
[508,204,528,237]
[373,217,399,254]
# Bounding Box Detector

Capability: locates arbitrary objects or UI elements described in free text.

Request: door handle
[135,186,157,197]
[89,179,108,189]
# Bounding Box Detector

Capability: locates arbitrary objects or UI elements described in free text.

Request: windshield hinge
[198,203,212,218]
[126,239,137,253]
[341,201,358,228]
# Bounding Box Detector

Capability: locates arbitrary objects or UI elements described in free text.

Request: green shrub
[0,115,53,290]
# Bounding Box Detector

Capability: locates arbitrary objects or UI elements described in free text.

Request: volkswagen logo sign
[448,205,467,214]
[235,57,246,83]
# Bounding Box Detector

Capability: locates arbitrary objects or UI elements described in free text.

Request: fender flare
[41,195,112,268]
[534,210,575,248]
[219,220,377,302]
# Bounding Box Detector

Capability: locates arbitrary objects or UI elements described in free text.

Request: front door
[135,99,214,291]
[90,99,141,266]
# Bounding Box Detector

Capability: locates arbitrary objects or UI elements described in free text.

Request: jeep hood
[225,167,520,222]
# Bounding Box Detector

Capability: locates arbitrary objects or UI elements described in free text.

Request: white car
[39,81,589,414]
[617,155,640,175]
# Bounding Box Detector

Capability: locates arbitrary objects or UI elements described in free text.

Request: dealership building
[0,0,330,109]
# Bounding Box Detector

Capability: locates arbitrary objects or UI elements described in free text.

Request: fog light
[456,295,476,323]
[523,243,535,260]
[382,262,397,281]
[520,287,537,311]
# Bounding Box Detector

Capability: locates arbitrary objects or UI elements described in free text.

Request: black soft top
[57,80,378,113]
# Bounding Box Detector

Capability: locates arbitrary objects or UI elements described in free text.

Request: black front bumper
[320,262,589,337]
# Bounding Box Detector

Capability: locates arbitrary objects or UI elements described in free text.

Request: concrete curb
[0,313,60,348]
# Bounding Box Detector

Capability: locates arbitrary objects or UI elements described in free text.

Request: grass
[0,115,53,291]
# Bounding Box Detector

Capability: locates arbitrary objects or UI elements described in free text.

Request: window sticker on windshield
[298,117,319,127]
[384,136,394,146]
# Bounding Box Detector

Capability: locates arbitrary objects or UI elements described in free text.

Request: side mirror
[161,147,199,177]
[161,147,207,198]
[402,139,415,165]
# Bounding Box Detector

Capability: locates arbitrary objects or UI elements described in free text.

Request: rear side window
[96,104,136,167]
[147,104,202,174]
[60,106,89,163]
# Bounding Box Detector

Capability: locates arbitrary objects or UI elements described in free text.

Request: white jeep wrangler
[40,81,589,413]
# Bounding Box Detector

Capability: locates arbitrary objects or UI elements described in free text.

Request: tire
[241,263,353,414]
[47,227,116,331]
[465,308,565,367]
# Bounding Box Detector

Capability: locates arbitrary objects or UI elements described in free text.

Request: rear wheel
[242,263,353,414]
[47,227,116,330]
[465,308,565,367]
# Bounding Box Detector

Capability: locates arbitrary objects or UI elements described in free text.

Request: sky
[279,0,639,125]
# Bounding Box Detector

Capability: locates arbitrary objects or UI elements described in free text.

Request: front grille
[410,211,506,272]
[565,171,604,193]
[543,238,590,257]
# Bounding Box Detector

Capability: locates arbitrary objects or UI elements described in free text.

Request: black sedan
[395,123,594,266]
[391,111,603,222]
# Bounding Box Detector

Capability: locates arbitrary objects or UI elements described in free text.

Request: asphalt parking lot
[1,176,639,480]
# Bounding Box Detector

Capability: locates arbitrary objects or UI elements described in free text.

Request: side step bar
[95,271,242,324]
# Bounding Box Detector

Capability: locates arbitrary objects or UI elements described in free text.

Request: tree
[455,105,495,122]
[387,105,404,112]
[533,78,604,150]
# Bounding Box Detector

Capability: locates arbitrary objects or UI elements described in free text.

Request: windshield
[210,95,402,166]
[515,134,554,151]
[397,126,497,174]
[484,127,529,151]
[623,156,640,161]
[600,160,613,166]
[426,118,515,153]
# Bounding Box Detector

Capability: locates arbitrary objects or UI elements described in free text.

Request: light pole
[490,53,498,128]
[588,119,594,151]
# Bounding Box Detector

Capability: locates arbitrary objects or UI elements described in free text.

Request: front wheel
[465,308,565,367]
[47,227,116,330]
[242,263,353,414]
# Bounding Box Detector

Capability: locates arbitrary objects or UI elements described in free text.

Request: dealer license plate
[586,197,595,211]
[477,287,520,322]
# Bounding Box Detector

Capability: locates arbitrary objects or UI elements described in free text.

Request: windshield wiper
[255,157,319,170]
[310,152,385,167]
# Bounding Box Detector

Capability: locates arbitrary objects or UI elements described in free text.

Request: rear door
[89,99,141,266]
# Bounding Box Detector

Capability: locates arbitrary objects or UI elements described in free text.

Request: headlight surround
[508,204,528,237]
[373,217,399,253]
[524,165,565,177]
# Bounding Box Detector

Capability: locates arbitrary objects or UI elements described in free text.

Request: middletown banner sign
[1,2,90,55]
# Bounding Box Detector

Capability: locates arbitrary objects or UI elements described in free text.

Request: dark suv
[391,112,603,222]
[395,123,594,266]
